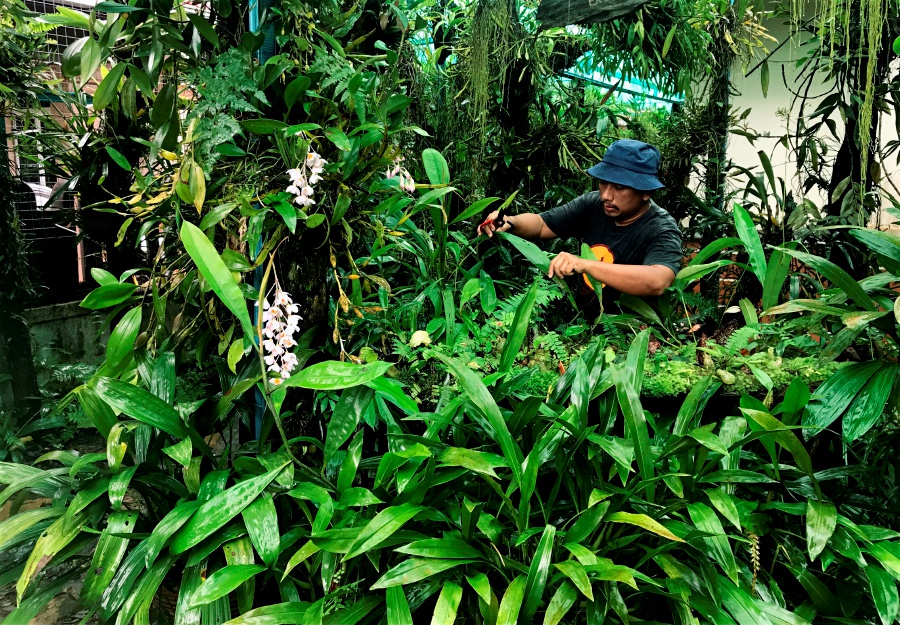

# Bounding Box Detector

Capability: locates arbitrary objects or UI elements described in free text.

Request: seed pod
[716,369,736,385]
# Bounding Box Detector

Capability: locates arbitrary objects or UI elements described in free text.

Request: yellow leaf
[190,162,206,213]
[159,149,178,161]
[146,191,172,205]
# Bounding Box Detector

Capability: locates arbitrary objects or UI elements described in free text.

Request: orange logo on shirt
[584,244,614,291]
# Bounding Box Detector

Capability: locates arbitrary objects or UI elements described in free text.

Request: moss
[642,356,851,398]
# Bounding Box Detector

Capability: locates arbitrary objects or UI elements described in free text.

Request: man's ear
[642,191,653,202]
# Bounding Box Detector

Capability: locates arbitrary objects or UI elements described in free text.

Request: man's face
[598,181,651,224]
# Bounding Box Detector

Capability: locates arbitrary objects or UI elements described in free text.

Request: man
[478,139,682,305]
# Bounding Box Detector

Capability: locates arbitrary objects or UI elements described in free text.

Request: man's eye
[614,185,626,191]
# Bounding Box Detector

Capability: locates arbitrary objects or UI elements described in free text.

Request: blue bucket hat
[586,139,665,191]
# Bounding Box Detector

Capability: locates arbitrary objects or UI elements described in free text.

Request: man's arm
[478,212,558,240]
[547,252,675,297]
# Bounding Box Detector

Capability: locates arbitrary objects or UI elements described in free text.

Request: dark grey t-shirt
[540,192,683,275]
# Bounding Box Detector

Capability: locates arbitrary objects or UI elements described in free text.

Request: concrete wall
[726,14,900,225]
[24,300,108,365]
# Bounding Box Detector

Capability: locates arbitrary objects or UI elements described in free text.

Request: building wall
[727,15,900,227]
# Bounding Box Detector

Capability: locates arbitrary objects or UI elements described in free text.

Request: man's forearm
[582,260,675,297]
[507,214,555,240]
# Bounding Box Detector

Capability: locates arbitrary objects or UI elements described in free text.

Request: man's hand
[477,211,513,238]
[547,252,586,278]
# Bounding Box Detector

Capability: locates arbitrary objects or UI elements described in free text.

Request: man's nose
[600,185,612,201]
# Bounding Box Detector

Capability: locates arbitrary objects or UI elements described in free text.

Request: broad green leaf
[438,447,507,478]
[80,283,137,310]
[371,558,474,589]
[787,565,840,614]
[742,409,815,482]
[93,62,127,110]
[190,564,266,607]
[732,203,767,287]
[848,228,900,265]
[612,367,654,491]
[804,362,881,437]
[521,525,556,624]
[687,503,738,583]
[467,573,492,605]
[242,492,280,568]
[222,601,311,625]
[584,561,639,589]
[180,220,255,337]
[498,278,539,373]
[496,575,527,625]
[162,437,192,468]
[497,232,551,274]
[422,148,450,185]
[705,489,741,530]
[0,507,63,552]
[17,511,86,600]
[144,500,202,568]
[430,581,463,625]
[719,577,773,625]
[563,501,609,545]
[337,433,364,494]
[324,386,375,462]
[95,376,190,439]
[775,245,876,311]
[554,560,593,600]
[187,12,219,48]
[171,464,288,553]
[430,352,523,485]
[842,365,897,442]
[283,541,320,580]
[395,538,482,560]
[324,127,351,151]
[688,427,729,455]
[285,361,392,390]
[386,586,412,625]
[543,581,578,625]
[606,511,684,542]
[762,243,795,310]
[79,511,137,606]
[450,196,500,224]
[806,499,837,561]
[344,503,423,560]
[867,565,900,625]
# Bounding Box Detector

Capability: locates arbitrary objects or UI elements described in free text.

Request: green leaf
[106,146,131,171]
[563,501,609,546]
[95,377,190,439]
[283,541,320,580]
[422,148,450,185]
[171,463,288,553]
[80,283,137,309]
[673,375,720,435]
[144,500,201,568]
[106,305,142,367]
[242,492,280,568]
[775,245,876,311]
[543,581,578,625]
[842,364,897,443]
[499,278,539,373]
[497,232,550,274]
[386,586,412,625]
[284,361,392,390]
[187,12,219,48]
[93,63,127,110]
[240,118,288,135]
[521,525,556,623]
[762,243,795,310]
[688,426,729,455]
[344,503,423,561]
[431,581,463,625]
[450,196,500,224]
[274,201,297,234]
[371,558,474,589]
[742,409,815,482]
[429,352,523,486]
[190,564,265,607]
[804,362,881,436]
[79,510,137,606]
[554,561,593,601]
[867,565,899,625]
[612,367,655,491]
[395,538,482,560]
[705,489,741,530]
[325,127,351,151]
[496,575,527,625]
[0,507,63,552]
[806,499,837,561]
[181,220,255,337]
[687,503,738,583]
[324,386,375,462]
[467,572,492,605]
[732,203,767,287]
[760,59,770,97]
[719,577,773,624]
[17,511,86,600]
[662,23,677,57]
[306,213,326,228]
[162,437,192,468]
[438,447,506,478]
[606,511,684,542]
